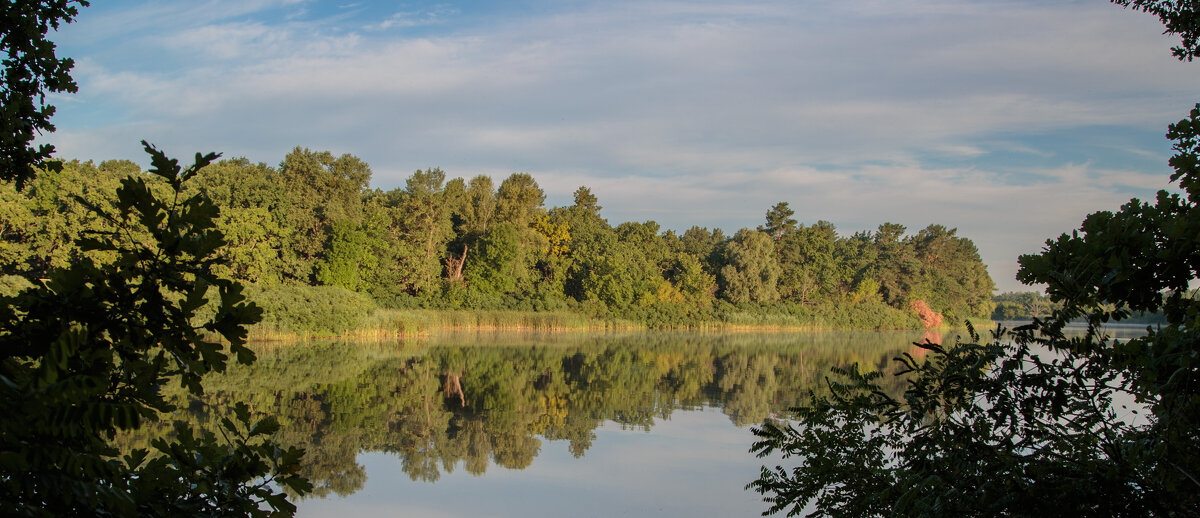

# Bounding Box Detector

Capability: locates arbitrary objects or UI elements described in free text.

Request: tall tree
[719,229,781,304]
[568,227,657,309]
[465,222,526,297]
[871,222,919,307]
[493,173,547,293]
[571,186,601,216]
[761,202,798,241]
[668,252,718,305]
[273,148,370,282]
[909,224,995,320]
[462,175,497,237]
[358,188,416,303]
[775,221,846,305]
[495,173,545,227]
[0,0,88,188]
[191,158,289,285]
[616,220,672,274]
[840,230,883,304]
[315,219,379,292]
[679,225,726,275]
[396,168,454,295]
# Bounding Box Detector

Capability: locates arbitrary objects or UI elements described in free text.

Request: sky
[40,0,1200,292]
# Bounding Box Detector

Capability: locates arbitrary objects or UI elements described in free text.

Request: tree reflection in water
[115,330,937,499]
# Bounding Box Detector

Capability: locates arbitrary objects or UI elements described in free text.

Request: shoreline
[245,308,987,344]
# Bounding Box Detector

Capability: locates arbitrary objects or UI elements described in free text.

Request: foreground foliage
[0,144,311,516]
[751,145,1200,513]
[0,0,88,188]
[749,2,1200,514]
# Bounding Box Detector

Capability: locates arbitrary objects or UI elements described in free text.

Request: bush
[246,284,377,336]
[0,274,33,297]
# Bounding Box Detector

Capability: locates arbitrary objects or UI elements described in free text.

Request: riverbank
[238,282,993,342]
[245,305,991,343]
[247,309,639,342]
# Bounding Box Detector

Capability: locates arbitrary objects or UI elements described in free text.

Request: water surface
[130,329,976,516]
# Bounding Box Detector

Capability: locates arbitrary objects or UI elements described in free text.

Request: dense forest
[0,149,995,330]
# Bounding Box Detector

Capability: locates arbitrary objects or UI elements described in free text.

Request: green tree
[776,221,847,305]
[870,222,920,307]
[908,224,995,321]
[668,252,718,305]
[461,174,497,237]
[719,229,781,304]
[273,148,370,282]
[356,187,413,304]
[571,185,601,215]
[761,201,797,241]
[679,225,726,275]
[465,222,526,297]
[491,173,547,295]
[0,160,133,276]
[616,220,672,274]
[216,205,286,285]
[187,158,291,285]
[992,291,1055,320]
[186,158,291,285]
[315,219,378,292]
[495,172,545,227]
[570,229,657,309]
[539,186,608,302]
[396,168,454,296]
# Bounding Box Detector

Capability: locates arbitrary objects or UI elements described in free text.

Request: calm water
[124,328,1031,516]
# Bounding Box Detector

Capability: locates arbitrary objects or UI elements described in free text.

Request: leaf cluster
[1115,0,1200,61]
[750,325,1161,517]
[0,143,310,516]
[0,0,88,189]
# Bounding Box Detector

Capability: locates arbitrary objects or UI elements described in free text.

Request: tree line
[0,150,996,328]
[992,290,1172,324]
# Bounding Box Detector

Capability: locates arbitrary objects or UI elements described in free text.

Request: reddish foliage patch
[909,300,944,329]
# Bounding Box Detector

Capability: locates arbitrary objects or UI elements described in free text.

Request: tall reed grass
[238,283,974,343]
[247,308,643,342]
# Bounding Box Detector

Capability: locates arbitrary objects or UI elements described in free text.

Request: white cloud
[166,22,291,61]
[367,7,459,31]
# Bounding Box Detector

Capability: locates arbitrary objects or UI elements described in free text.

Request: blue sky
[41,0,1200,291]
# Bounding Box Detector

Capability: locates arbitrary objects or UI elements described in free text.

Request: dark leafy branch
[0,144,311,516]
